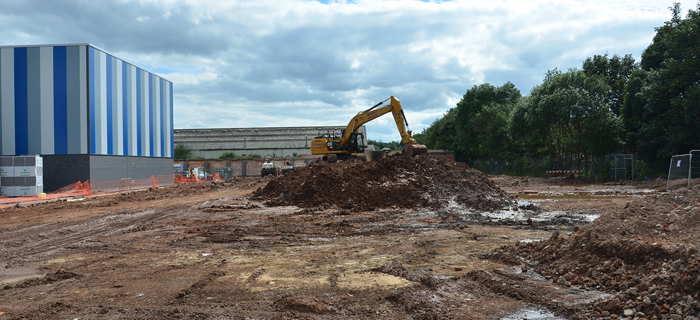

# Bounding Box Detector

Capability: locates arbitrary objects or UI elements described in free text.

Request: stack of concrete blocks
[0,155,44,197]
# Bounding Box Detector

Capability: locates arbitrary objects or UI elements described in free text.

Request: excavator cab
[348,133,365,153]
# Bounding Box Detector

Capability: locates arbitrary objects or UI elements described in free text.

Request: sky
[1,0,698,142]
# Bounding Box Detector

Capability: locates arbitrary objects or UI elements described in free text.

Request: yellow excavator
[311,96,428,162]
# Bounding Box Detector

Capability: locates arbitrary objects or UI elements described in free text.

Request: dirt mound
[503,186,700,318]
[254,155,513,211]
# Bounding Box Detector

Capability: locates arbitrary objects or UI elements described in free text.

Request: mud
[0,173,680,320]
[501,185,700,319]
[255,155,514,212]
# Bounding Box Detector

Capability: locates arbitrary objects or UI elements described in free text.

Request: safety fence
[176,157,318,178]
[470,156,589,177]
[0,180,92,206]
[0,173,226,206]
[667,150,700,191]
[470,155,645,180]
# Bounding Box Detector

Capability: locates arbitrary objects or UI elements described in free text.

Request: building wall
[0,45,88,155]
[174,126,368,159]
[42,154,174,191]
[0,44,173,158]
[89,46,173,158]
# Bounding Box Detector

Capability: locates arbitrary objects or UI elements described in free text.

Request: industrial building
[0,44,174,192]
[173,126,367,159]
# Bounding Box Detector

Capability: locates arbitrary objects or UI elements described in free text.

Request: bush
[219,151,237,159]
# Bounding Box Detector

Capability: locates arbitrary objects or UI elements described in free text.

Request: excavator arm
[339,96,417,147]
[311,95,427,160]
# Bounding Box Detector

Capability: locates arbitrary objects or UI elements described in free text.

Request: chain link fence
[470,156,610,177]
[470,155,641,180]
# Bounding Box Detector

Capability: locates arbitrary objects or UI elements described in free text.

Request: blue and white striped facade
[0,44,173,158]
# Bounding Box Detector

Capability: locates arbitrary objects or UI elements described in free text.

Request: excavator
[311,96,428,162]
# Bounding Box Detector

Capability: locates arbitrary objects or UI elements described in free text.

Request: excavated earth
[1,158,692,320]
[254,155,514,212]
[497,185,700,319]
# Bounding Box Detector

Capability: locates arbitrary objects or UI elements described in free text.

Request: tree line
[413,3,700,174]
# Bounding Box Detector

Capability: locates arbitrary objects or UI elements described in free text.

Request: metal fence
[666,150,700,191]
[470,155,639,180]
[606,154,634,181]
[470,157,557,177]
[177,158,317,178]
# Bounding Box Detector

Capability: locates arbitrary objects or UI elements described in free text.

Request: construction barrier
[0,180,92,206]
[546,170,582,177]
[0,172,231,207]
[175,158,317,178]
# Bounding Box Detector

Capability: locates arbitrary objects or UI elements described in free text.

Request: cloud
[1,0,697,141]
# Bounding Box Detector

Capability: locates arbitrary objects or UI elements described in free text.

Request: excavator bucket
[404,143,428,157]
[322,154,338,163]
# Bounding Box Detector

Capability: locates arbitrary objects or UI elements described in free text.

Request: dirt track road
[0,176,656,319]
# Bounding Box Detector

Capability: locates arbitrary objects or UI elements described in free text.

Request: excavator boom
[339,96,416,147]
[311,96,428,160]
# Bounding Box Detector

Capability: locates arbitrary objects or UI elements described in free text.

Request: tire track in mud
[0,204,189,274]
[370,261,606,319]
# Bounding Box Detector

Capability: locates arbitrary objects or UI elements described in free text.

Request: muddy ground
[0,159,687,320]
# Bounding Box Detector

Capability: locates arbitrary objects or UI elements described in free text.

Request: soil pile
[501,186,700,318]
[254,155,514,211]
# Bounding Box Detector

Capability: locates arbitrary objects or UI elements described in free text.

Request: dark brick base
[43,155,174,192]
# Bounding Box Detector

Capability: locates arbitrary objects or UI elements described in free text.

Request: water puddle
[500,308,564,319]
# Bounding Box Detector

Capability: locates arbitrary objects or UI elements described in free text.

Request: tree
[508,96,547,157]
[621,3,700,167]
[514,69,621,170]
[174,144,192,160]
[582,53,639,115]
[415,108,458,151]
[454,82,522,160]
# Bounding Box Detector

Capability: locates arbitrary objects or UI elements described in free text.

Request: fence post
[667,157,674,191]
[688,153,693,188]
[242,160,247,177]
[593,157,596,178]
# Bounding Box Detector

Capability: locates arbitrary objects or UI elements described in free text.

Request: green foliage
[174,144,192,160]
[407,6,700,177]
[454,82,521,160]
[622,3,700,168]
[219,152,261,159]
[219,151,237,159]
[415,108,458,151]
[368,140,402,150]
[516,69,622,165]
[582,53,639,115]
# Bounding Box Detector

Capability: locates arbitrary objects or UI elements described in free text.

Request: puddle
[470,199,601,223]
[500,308,563,319]
[519,238,547,243]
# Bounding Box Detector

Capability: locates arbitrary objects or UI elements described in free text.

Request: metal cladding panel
[87,46,173,157]
[0,45,88,156]
[169,82,173,157]
[0,44,172,157]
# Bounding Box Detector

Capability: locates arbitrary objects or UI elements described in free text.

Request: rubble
[502,186,700,319]
[254,155,514,212]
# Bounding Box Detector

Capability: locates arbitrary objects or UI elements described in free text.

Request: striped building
[0,44,174,191]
